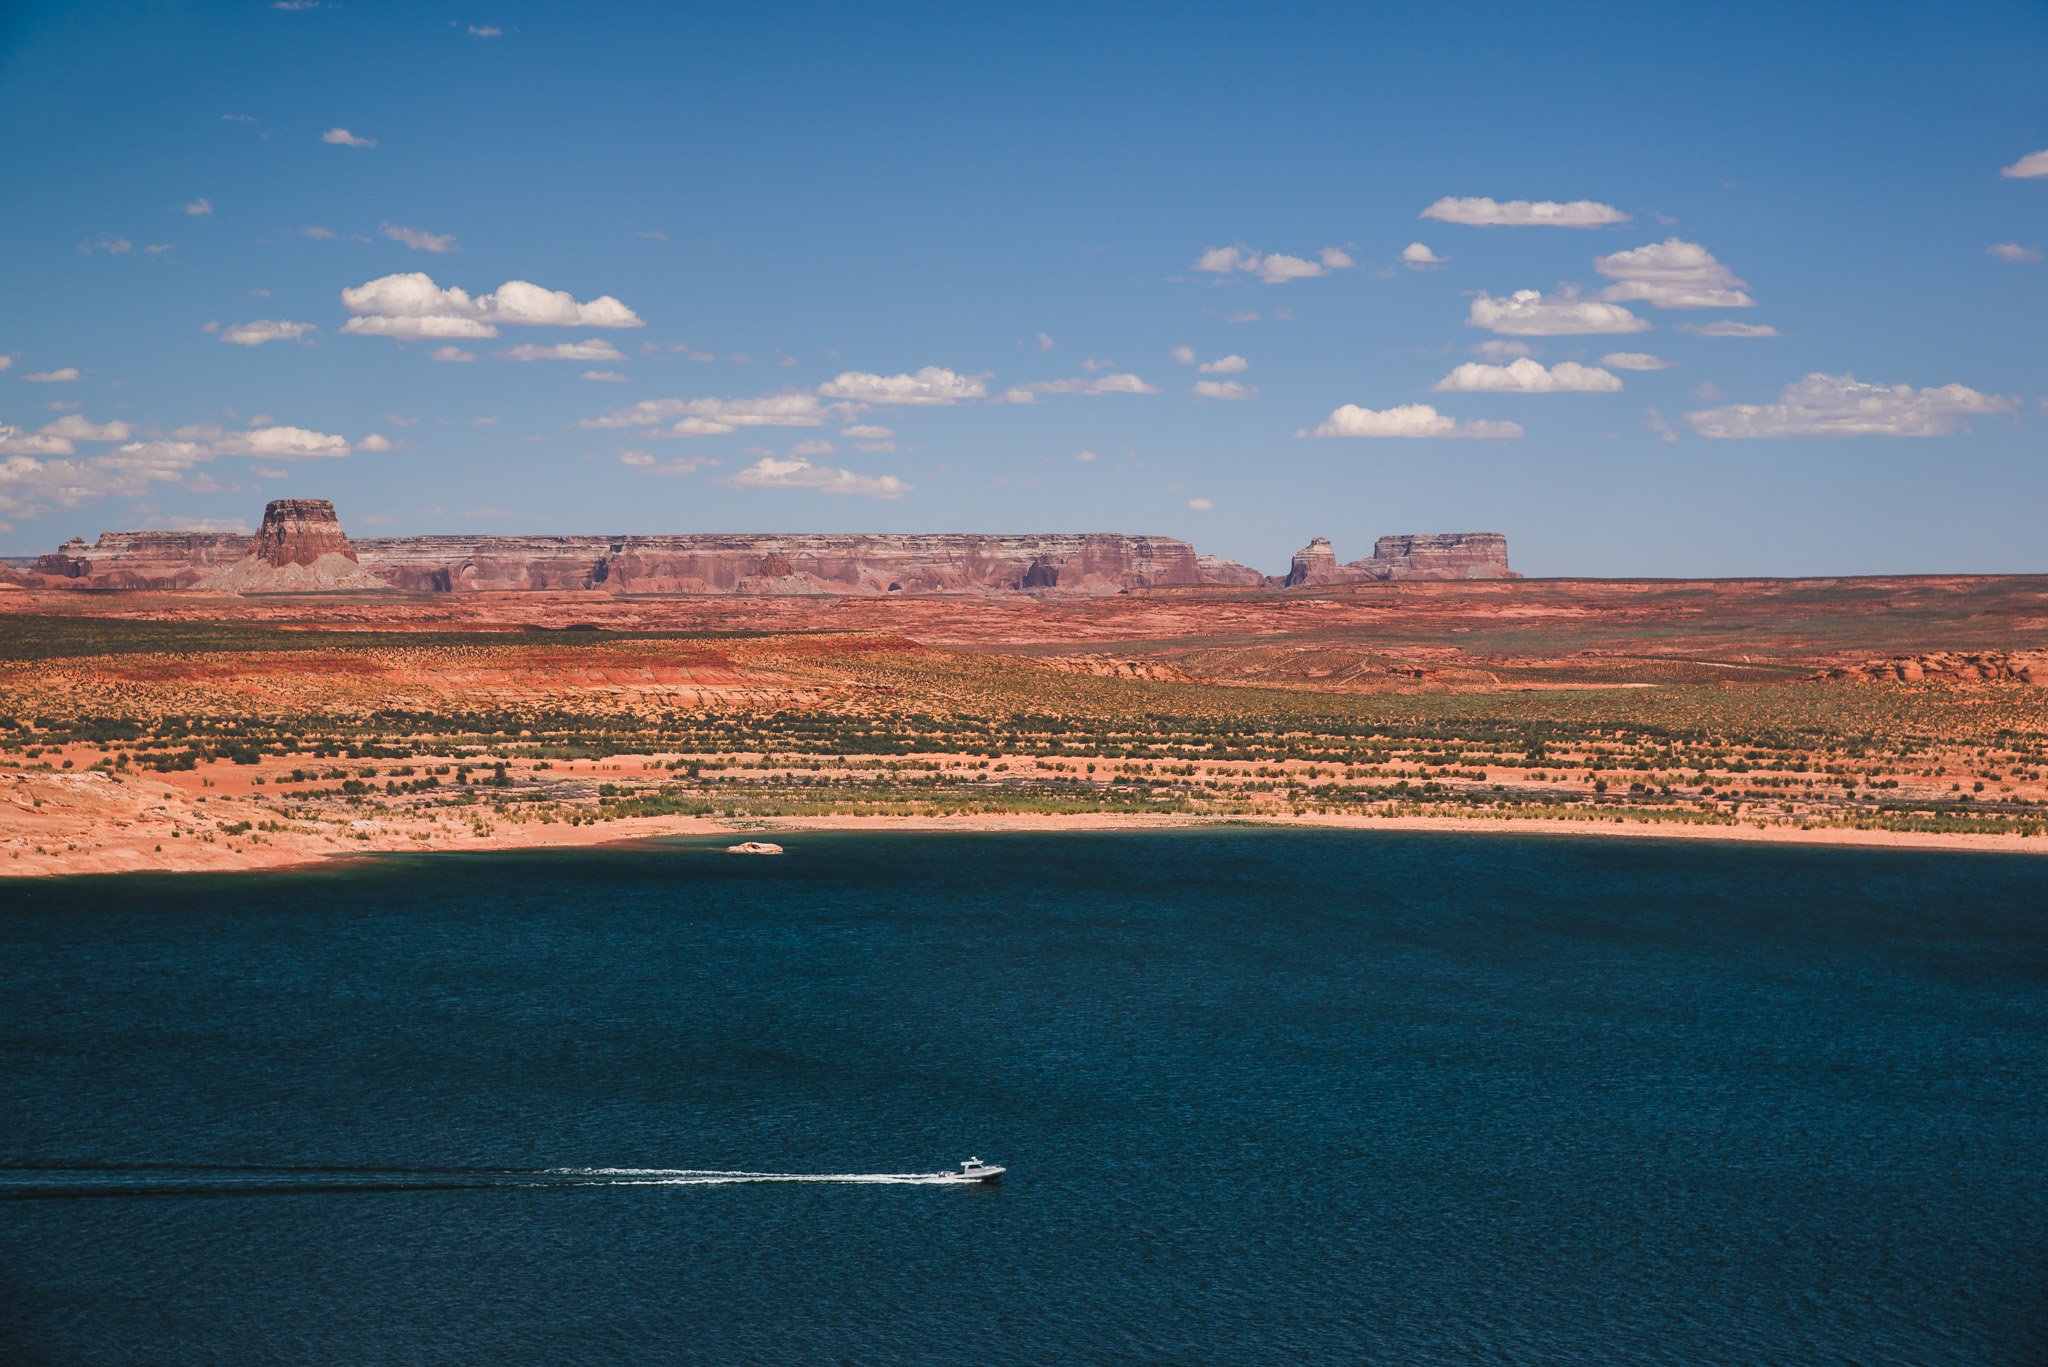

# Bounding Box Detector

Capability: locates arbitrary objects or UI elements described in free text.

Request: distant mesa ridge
[15,499,1514,594]
[1285,533,1518,587]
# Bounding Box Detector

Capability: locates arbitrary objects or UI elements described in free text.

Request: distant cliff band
[12,499,1518,594]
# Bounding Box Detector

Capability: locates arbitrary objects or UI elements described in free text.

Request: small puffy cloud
[322,128,375,147]
[1197,354,1248,374]
[0,426,76,456]
[0,357,9,371]
[720,455,910,499]
[1421,197,1630,228]
[356,433,393,451]
[80,235,131,255]
[1675,321,1781,338]
[1192,380,1256,400]
[582,370,626,381]
[1169,345,1196,365]
[1002,373,1159,403]
[204,424,352,459]
[1685,373,2013,438]
[854,440,894,452]
[1646,408,1679,443]
[303,226,336,239]
[1186,498,1214,510]
[1432,358,1621,393]
[583,392,827,434]
[1594,238,1753,308]
[26,368,80,382]
[1601,351,1676,370]
[222,319,317,346]
[1401,242,1447,268]
[1075,450,1097,461]
[468,24,502,36]
[182,198,213,216]
[430,346,477,362]
[1470,339,1534,360]
[382,223,458,252]
[815,366,987,405]
[469,416,498,426]
[341,272,644,340]
[2000,149,2048,178]
[1988,242,2041,262]
[1036,332,1056,350]
[1195,245,1354,285]
[619,449,654,466]
[1302,403,1523,439]
[39,415,134,442]
[1468,289,1651,336]
[788,438,835,456]
[498,339,625,362]
[840,424,894,439]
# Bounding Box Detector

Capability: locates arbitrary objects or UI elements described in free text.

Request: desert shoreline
[9,805,2045,882]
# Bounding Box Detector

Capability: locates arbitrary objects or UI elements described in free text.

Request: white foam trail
[554,1167,986,1186]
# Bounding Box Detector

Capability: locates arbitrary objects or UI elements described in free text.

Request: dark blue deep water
[2,830,2044,1364]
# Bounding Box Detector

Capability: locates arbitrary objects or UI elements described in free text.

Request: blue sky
[3,0,2044,576]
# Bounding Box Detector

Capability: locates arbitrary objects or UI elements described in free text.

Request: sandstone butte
[7,499,1518,595]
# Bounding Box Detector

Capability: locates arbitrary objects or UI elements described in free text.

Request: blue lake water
[1,829,2044,1364]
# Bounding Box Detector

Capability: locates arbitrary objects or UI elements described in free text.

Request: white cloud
[1302,403,1523,439]
[1432,358,1621,393]
[1646,408,1679,443]
[1169,345,1196,365]
[1685,373,2013,438]
[80,235,131,255]
[1601,351,1676,370]
[1468,289,1651,336]
[430,346,477,362]
[840,424,894,439]
[0,357,9,371]
[303,226,336,239]
[1401,242,1447,268]
[582,370,626,381]
[720,455,910,499]
[583,392,828,434]
[25,368,80,382]
[0,426,75,456]
[1197,354,1247,373]
[38,415,134,442]
[1036,332,1056,350]
[1675,321,1781,338]
[1194,245,1354,284]
[356,433,393,451]
[497,339,625,362]
[1593,238,1753,308]
[1001,373,1159,402]
[1075,450,1097,461]
[222,319,317,346]
[854,440,895,452]
[340,272,644,340]
[788,438,835,456]
[204,424,352,459]
[815,366,987,405]
[2000,149,2048,178]
[468,24,502,36]
[322,128,375,147]
[1988,242,2041,262]
[619,449,654,466]
[1470,339,1534,360]
[1421,197,1630,228]
[1186,497,1214,510]
[182,198,213,216]
[1192,380,1257,400]
[382,223,458,252]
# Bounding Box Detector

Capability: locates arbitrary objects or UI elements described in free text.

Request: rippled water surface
[2,830,2044,1364]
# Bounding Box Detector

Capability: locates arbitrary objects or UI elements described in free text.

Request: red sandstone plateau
[7,499,1513,595]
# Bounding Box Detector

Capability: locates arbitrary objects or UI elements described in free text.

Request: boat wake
[0,1162,997,1201]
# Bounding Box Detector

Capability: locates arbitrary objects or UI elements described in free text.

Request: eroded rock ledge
[12,499,1515,594]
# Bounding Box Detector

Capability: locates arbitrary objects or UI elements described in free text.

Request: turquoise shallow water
[1,829,2044,1364]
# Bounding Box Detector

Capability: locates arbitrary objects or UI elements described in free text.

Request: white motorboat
[725,841,783,855]
[955,1157,1004,1182]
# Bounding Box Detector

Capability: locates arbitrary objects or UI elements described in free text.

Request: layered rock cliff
[15,499,1514,594]
[1283,532,1518,586]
